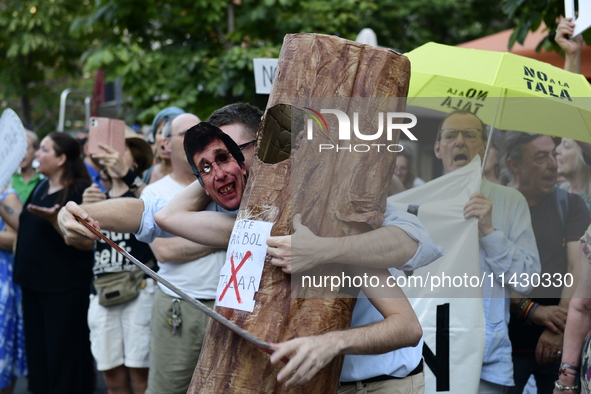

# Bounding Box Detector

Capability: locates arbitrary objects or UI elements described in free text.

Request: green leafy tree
[0,0,517,131]
[73,0,512,123]
[0,0,94,133]
[361,0,511,52]
[72,0,376,122]
[502,0,591,54]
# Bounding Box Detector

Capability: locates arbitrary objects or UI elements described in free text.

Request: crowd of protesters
[1,13,591,394]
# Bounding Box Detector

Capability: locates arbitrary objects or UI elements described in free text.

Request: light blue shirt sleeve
[383,202,444,271]
[135,196,175,243]
[478,180,541,294]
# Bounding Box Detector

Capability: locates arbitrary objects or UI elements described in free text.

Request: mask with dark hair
[183,122,245,187]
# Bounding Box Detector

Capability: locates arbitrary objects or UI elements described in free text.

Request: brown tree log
[188,33,410,394]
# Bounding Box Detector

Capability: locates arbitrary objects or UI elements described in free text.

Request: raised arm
[555,16,583,74]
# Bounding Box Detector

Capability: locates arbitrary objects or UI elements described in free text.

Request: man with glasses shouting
[434,110,540,394]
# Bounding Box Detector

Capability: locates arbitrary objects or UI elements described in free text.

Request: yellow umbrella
[406,42,591,143]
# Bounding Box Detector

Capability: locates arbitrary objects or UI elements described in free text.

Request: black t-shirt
[14,179,94,293]
[509,191,590,354]
[92,190,155,277]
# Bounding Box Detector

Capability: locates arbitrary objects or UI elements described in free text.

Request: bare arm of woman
[0,192,22,231]
[0,192,21,250]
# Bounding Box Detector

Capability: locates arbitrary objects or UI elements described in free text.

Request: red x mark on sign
[219,251,252,303]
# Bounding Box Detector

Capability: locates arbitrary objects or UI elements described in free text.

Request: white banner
[388,157,485,394]
[565,0,591,37]
[0,109,27,191]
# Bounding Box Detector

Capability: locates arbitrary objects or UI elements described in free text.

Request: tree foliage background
[0,0,572,135]
[503,0,591,54]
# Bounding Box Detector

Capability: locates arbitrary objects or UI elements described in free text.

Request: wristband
[559,366,579,377]
[525,302,538,324]
[561,363,580,373]
[554,380,580,391]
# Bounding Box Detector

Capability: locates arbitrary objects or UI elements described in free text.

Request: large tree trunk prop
[189,33,410,394]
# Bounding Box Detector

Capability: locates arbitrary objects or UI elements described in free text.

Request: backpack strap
[554,188,570,230]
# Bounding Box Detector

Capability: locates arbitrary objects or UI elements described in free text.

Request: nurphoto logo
[302,107,418,153]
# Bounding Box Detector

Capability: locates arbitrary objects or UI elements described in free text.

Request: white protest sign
[389,157,485,394]
[0,109,27,191]
[216,219,274,312]
[566,0,575,19]
[253,58,278,94]
[565,0,591,37]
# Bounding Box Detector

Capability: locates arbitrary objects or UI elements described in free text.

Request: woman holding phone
[85,127,155,394]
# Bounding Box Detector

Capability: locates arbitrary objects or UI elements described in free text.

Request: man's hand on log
[58,201,101,244]
[266,214,324,274]
[270,334,340,387]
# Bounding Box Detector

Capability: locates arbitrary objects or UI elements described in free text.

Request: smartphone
[88,117,126,157]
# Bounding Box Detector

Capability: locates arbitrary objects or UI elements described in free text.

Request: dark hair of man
[127,141,151,176]
[499,130,542,185]
[436,110,488,143]
[207,102,263,140]
[183,122,245,185]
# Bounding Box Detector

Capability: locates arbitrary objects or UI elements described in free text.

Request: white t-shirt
[140,175,225,299]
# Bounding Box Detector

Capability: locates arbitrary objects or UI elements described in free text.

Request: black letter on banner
[263,66,275,87]
[423,303,450,391]
[407,204,420,216]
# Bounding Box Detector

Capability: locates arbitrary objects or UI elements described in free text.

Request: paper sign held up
[565,0,591,37]
[215,219,274,312]
[0,109,27,192]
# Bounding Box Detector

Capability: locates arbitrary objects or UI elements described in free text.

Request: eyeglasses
[198,151,235,177]
[439,129,482,143]
[238,140,256,150]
